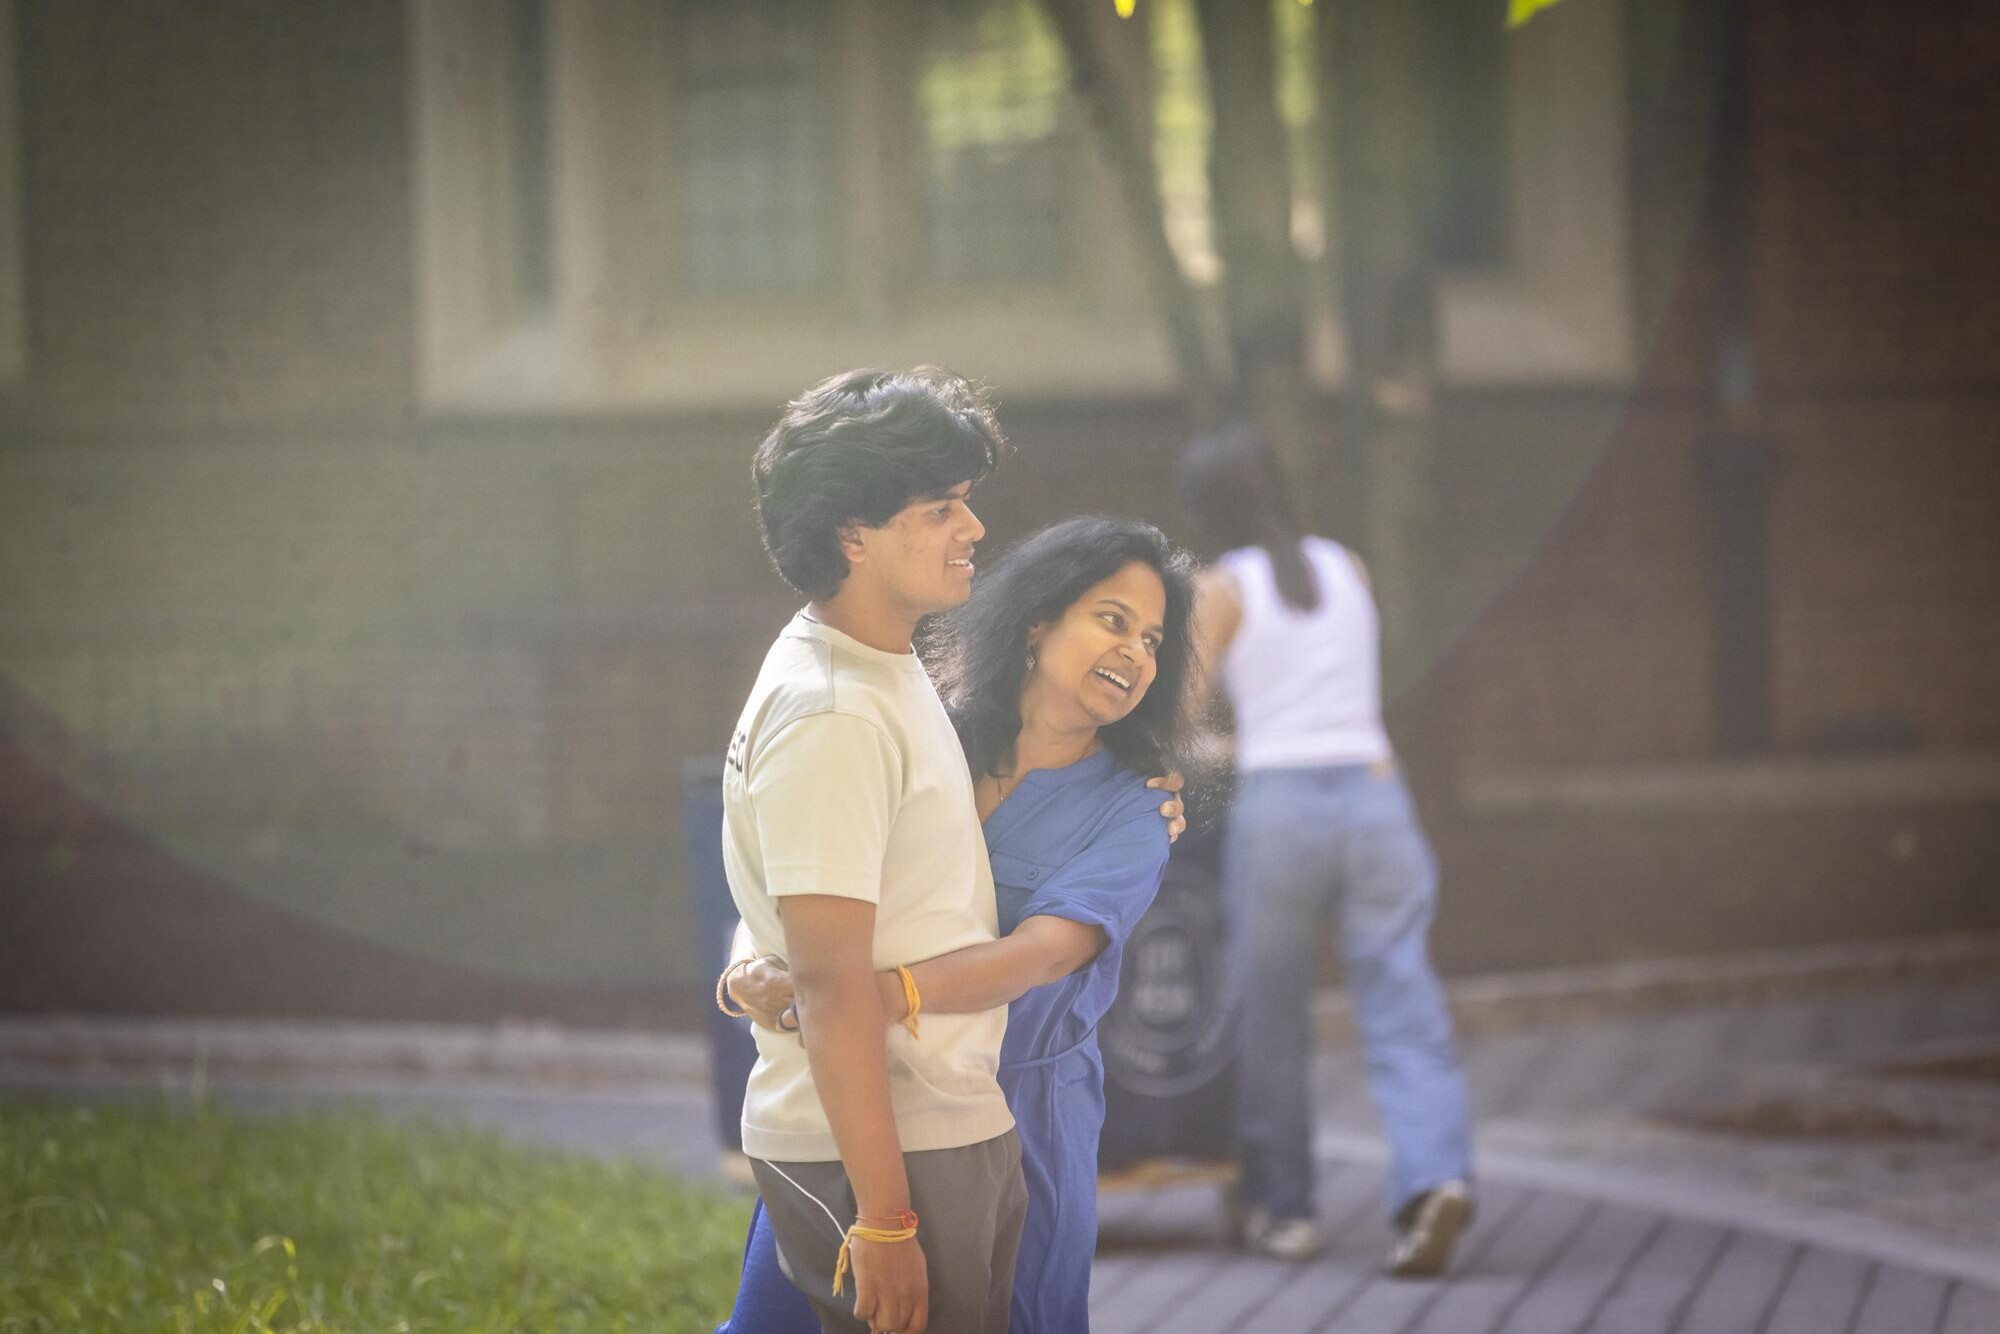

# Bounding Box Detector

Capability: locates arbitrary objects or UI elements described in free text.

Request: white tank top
[1218,536,1392,771]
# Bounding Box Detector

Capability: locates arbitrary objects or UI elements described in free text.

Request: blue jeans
[1226,763,1472,1222]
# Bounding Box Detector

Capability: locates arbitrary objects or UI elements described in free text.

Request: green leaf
[1507,0,1570,28]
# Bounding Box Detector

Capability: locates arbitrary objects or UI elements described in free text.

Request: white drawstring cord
[763,1160,846,1239]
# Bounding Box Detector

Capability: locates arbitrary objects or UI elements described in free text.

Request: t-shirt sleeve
[746,711,901,903]
[1014,785,1172,950]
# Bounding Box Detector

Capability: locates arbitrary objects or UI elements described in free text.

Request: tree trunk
[1322,0,1443,689]
[1697,0,1775,754]
[1036,0,1225,431]
[1193,0,1316,496]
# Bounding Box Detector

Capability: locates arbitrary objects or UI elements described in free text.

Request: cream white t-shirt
[722,611,1014,1162]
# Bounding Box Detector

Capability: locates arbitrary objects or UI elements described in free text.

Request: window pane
[917,0,1071,287]
[672,1,831,296]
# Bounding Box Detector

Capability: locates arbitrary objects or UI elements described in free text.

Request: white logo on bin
[1101,868,1238,1098]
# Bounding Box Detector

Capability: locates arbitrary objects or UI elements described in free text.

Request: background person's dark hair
[926,515,1200,784]
[1176,422,1320,612]
[753,367,1010,600]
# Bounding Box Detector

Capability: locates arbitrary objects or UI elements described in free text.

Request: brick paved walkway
[1076,967,2000,1331]
[1088,1165,1998,1333]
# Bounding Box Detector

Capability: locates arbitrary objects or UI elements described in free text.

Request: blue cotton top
[983,747,1173,1068]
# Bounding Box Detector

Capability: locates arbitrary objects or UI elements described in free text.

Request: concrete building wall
[18,0,415,430]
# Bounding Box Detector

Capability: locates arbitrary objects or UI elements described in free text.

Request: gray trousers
[752,1129,1026,1334]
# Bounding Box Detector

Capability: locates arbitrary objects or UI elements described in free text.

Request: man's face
[847,481,986,619]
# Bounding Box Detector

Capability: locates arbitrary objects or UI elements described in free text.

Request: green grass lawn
[1,1098,752,1332]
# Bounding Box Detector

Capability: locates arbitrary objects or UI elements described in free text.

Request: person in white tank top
[1180,424,1475,1279]
[1215,533,1392,773]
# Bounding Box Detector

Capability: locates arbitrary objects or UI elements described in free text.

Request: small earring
[1025,649,1037,671]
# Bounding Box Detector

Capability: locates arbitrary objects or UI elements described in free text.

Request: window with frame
[916,0,1073,288]
[405,0,1625,407]
[670,0,834,298]
[409,0,562,404]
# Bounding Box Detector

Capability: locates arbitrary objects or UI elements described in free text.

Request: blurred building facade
[1,0,1995,1025]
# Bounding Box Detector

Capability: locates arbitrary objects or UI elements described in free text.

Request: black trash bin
[682,756,759,1154]
[1097,824,1239,1172]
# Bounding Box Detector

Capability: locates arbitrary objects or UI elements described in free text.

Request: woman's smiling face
[1025,560,1169,731]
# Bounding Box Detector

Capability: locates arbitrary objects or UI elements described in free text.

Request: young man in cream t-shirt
[721,368,1024,1334]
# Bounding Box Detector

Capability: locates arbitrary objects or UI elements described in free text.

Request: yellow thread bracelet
[832,1218,920,1297]
[894,964,921,1039]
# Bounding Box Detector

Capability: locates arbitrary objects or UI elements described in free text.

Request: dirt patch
[1654,1100,1941,1141]
[1881,1054,2000,1083]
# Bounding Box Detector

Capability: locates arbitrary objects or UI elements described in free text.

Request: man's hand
[850,1233,929,1334]
[728,955,797,1031]
[1146,770,1188,843]
[775,894,918,1325]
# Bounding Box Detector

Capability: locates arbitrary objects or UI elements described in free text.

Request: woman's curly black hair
[924,515,1200,782]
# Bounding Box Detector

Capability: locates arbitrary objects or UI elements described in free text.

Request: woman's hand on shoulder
[728,954,798,1032]
[1144,770,1188,843]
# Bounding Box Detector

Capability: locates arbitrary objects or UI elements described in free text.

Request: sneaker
[1384,1180,1473,1279]
[1241,1211,1320,1261]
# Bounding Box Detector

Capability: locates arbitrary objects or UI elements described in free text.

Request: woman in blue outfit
[719,515,1201,1334]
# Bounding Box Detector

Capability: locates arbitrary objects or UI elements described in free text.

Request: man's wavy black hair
[924,515,1199,782]
[752,367,1010,600]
